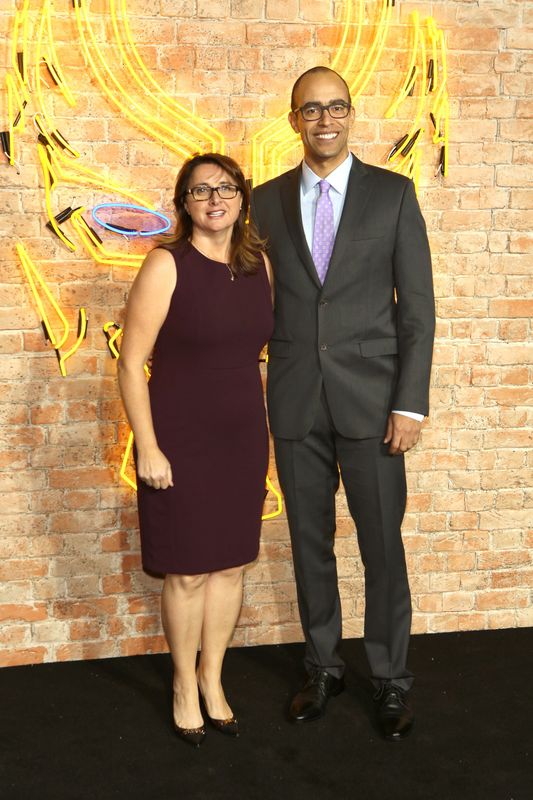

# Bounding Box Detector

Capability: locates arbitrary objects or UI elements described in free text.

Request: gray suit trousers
[274,389,414,691]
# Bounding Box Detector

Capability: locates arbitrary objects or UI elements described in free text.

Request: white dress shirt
[299,155,424,423]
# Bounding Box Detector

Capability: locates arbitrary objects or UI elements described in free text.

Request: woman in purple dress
[118,153,274,747]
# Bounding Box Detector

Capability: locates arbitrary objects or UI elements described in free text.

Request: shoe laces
[373,681,405,702]
[307,670,333,691]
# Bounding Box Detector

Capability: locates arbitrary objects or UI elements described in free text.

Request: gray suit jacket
[250,155,435,440]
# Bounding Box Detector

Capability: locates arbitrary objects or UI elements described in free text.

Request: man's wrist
[392,410,424,422]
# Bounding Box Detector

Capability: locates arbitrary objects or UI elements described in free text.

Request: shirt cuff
[392,410,424,422]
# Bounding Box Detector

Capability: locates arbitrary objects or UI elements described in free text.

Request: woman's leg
[161,572,208,728]
[197,565,245,719]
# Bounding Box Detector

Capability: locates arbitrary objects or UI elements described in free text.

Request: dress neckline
[189,242,235,281]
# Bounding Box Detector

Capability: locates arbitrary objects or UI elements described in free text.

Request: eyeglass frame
[292,100,352,122]
[184,184,242,202]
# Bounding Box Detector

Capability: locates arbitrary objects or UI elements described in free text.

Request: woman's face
[183,164,242,236]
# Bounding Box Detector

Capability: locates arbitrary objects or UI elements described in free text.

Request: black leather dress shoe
[289,670,345,723]
[374,682,414,740]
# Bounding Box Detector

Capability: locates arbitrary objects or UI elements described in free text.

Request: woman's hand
[137,446,174,490]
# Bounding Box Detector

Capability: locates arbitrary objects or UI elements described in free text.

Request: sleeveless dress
[136,241,274,575]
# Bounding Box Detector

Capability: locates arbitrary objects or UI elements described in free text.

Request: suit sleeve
[392,179,435,416]
[249,190,262,236]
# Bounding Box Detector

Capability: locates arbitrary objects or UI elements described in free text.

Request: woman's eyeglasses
[185,184,241,201]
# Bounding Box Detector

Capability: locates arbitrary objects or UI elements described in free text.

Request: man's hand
[384,413,423,456]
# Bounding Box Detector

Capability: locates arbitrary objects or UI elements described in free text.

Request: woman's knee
[165,572,209,592]
[210,565,245,582]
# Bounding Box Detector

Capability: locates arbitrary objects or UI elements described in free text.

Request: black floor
[1,628,531,800]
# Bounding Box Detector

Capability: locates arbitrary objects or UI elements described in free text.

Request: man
[250,67,435,740]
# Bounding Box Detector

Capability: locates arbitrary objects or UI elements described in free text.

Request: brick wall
[0,0,531,667]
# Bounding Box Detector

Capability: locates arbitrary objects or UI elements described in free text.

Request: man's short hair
[290,67,352,111]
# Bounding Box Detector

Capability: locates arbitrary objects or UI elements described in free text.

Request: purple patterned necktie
[312,180,335,284]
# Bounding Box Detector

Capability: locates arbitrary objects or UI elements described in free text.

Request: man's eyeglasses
[185,184,241,202]
[293,101,352,122]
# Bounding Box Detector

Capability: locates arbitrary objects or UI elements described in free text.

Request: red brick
[119,635,168,656]
[0,603,47,622]
[69,620,102,641]
[0,647,47,667]
[48,467,115,489]
[55,642,117,661]
[102,574,133,594]
[476,590,529,611]
[0,560,48,580]
[53,598,118,619]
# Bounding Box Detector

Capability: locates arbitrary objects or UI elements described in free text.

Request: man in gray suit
[250,67,435,740]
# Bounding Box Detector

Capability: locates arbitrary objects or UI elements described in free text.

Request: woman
[118,153,274,747]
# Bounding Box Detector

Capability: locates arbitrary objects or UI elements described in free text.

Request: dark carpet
[1,628,531,800]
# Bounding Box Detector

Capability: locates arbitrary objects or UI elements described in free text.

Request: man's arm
[391,179,435,417]
[383,179,434,454]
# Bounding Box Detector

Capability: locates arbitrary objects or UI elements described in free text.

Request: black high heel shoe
[198,694,239,737]
[174,722,206,748]
[206,714,239,738]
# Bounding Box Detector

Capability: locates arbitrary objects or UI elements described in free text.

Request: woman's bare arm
[118,248,176,489]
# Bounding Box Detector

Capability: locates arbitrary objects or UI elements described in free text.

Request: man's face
[288,71,354,173]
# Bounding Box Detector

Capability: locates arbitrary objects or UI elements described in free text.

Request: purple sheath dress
[136,241,274,575]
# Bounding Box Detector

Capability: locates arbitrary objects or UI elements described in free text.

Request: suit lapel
[280,166,322,288]
[324,155,374,284]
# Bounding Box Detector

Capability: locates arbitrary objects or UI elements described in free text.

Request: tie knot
[318,180,331,195]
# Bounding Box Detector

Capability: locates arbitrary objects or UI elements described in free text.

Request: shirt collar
[301,152,353,196]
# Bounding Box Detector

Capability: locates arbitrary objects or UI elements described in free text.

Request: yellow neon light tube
[387,13,427,187]
[11,0,31,103]
[120,431,138,491]
[58,308,88,377]
[37,143,77,251]
[103,322,150,377]
[112,0,223,153]
[426,17,438,94]
[385,12,420,119]
[70,210,145,269]
[103,322,123,360]
[349,0,392,102]
[262,475,283,521]
[6,74,26,167]
[44,1,76,107]
[45,138,153,209]
[17,242,69,351]
[73,0,198,160]
[330,0,364,78]
[34,4,80,159]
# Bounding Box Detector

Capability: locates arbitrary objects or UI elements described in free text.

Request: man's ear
[288,111,300,135]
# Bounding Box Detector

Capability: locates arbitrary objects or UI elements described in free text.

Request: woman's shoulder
[142,246,177,269]
[133,247,178,297]
[151,238,189,258]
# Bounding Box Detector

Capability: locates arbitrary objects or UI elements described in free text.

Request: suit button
[319,300,328,307]
[320,344,328,351]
